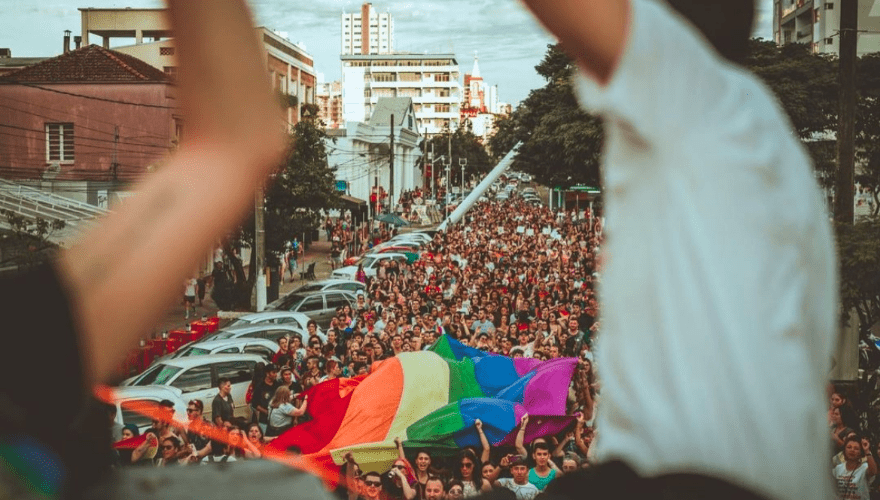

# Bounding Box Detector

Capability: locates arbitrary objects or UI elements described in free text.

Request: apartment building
[341,53,461,136]
[341,3,394,55]
[773,0,880,54]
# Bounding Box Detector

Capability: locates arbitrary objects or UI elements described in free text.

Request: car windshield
[355,256,376,268]
[276,294,307,310]
[131,364,182,386]
[179,347,210,357]
[295,284,324,293]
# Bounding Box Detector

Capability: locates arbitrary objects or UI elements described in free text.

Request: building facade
[341,3,394,55]
[461,55,501,143]
[327,98,421,212]
[773,0,880,54]
[80,8,317,127]
[0,45,176,206]
[341,53,461,136]
[317,80,344,129]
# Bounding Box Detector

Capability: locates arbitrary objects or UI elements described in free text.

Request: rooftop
[0,44,170,83]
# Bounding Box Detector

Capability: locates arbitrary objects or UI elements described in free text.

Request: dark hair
[188,399,204,412]
[843,435,864,455]
[666,0,755,63]
[363,471,383,482]
[532,441,551,453]
[217,377,231,387]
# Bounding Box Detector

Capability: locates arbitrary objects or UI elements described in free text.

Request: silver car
[266,289,358,329]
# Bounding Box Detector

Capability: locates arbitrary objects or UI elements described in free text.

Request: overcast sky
[0,1,774,106]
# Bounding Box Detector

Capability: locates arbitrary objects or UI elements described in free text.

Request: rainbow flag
[269,335,576,473]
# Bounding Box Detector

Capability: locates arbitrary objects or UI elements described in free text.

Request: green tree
[216,117,340,310]
[856,53,880,216]
[0,210,65,271]
[427,121,493,187]
[487,44,603,189]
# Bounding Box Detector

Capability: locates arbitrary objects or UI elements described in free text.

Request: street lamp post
[459,157,467,194]
[444,156,451,219]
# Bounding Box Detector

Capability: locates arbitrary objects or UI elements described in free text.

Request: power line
[10,82,177,110]
[0,102,171,149]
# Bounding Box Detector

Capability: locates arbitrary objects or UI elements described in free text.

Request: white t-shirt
[833,462,873,500]
[574,2,836,500]
[495,478,539,500]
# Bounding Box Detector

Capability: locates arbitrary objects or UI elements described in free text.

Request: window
[434,74,450,82]
[297,296,324,312]
[435,104,451,113]
[121,400,161,429]
[244,346,274,359]
[45,123,74,162]
[217,348,239,354]
[170,365,213,393]
[263,330,294,342]
[159,46,175,56]
[215,360,255,385]
[825,2,833,9]
[826,37,834,44]
[325,293,350,310]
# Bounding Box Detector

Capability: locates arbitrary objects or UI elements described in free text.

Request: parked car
[111,386,187,434]
[331,253,411,281]
[198,323,306,345]
[224,311,317,332]
[121,353,263,423]
[343,243,421,266]
[390,232,432,244]
[265,289,358,329]
[163,338,278,362]
[290,279,366,295]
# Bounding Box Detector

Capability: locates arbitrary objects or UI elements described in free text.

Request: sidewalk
[147,233,336,339]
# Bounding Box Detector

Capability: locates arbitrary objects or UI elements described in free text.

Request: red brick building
[0,44,176,206]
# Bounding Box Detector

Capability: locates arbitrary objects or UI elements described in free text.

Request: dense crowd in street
[114,196,604,500]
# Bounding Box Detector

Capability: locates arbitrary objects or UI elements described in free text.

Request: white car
[111,386,188,434]
[122,353,263,423]
[390,232,432,245]
[331,252,411,280]
[198,323,306,345]
[225,311,317,332]
[290,279,367,295]
[164,338,279,362]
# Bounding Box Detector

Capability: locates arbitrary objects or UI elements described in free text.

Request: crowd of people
[113,195,604,497]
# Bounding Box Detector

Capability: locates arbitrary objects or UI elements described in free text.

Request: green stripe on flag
[405,401,465,443]
[428,335,456,359]
[446,357,484,402]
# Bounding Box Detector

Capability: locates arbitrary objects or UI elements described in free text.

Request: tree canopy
[427,122,493,187]
[487,44,603,190]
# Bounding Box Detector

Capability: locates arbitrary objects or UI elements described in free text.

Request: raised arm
[517,0,630,84]
[394,436,406,461]
[475,419,491,464]
[515,414,529,457]
[57,0,285,384]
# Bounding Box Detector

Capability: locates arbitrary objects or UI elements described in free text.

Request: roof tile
[0,44,169,83]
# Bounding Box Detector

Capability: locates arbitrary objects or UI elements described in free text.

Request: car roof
[294,278,364,288]
[190,338,279,350]
[219,323,305,334]
[234,311,313,322]
[111,385,184,400]
[154,353,264,369]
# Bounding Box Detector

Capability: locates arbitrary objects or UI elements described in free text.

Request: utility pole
[389,114,394,216]
[836,0,857,225]
[254,185,266,311]
[460,157,467,192]
[112,125,119,182]
[444,156,451,218]
[430,142,435,200]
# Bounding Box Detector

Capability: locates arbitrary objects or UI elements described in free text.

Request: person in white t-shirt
[494,455,539,500]
[833,436,877,500]
[518,1,836,500]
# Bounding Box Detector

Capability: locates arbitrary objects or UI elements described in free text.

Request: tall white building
[342,3,394,55]
[773,0,880,55]
[341,53,461,136]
